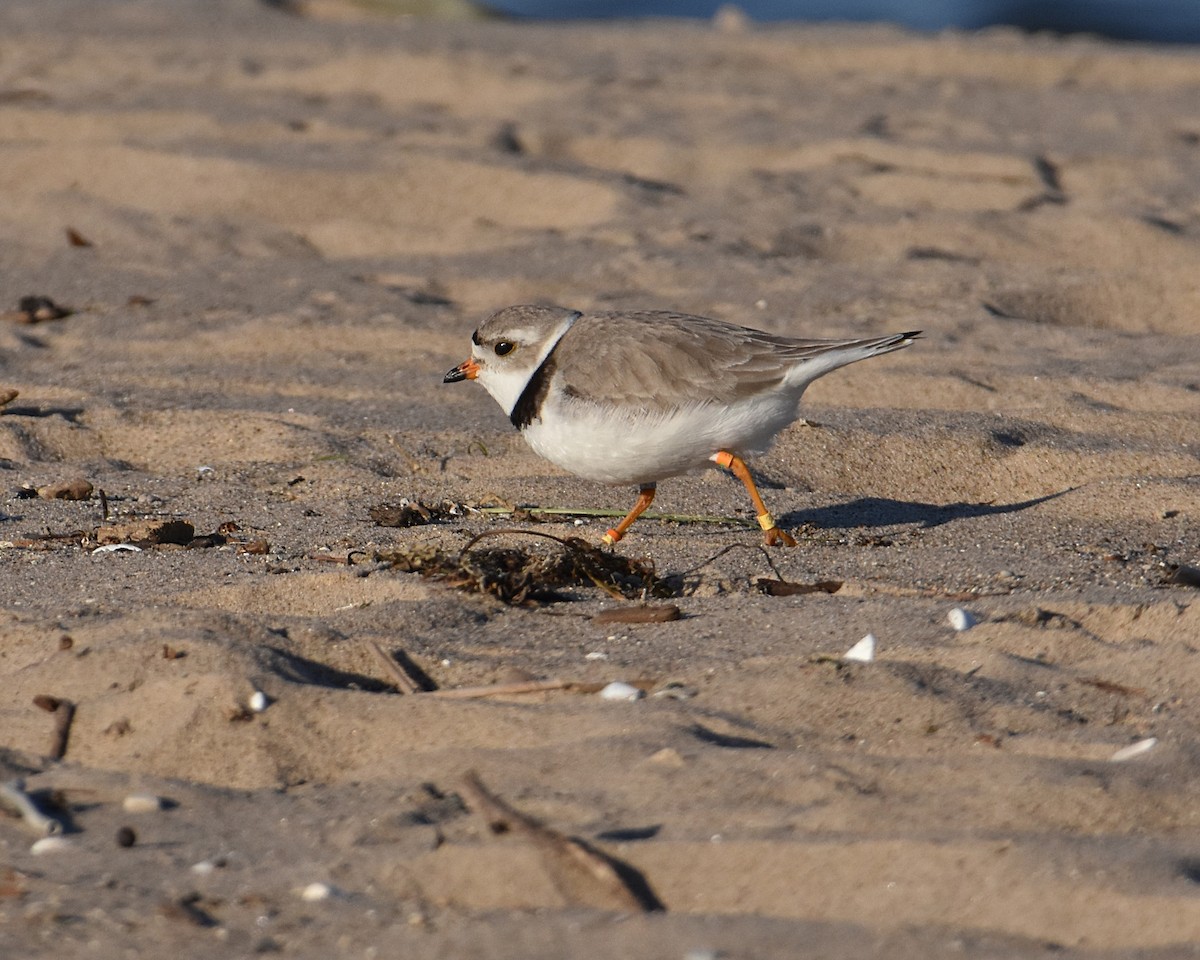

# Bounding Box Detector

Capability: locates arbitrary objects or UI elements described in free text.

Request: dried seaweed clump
[376,533,671,605]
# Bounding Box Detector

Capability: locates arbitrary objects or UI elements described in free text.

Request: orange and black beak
[443,357,480,383]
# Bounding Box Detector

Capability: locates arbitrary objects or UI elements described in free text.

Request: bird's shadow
[780,489,1072,530]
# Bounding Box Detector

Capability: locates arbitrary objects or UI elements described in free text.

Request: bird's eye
[494,341,515,356]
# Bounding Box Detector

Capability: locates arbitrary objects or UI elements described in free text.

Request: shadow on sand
[781,489,1073,530]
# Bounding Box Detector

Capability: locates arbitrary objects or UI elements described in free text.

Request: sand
[1,0,1199,956]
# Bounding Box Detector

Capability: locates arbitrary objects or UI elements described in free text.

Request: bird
[444,305,920,547]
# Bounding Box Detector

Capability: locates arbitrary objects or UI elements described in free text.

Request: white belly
[522,394,800,486]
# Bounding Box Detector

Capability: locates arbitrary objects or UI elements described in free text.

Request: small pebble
[599,681,644,702]
[948,607,978,632]
[843,633,876,663]
[645,747,686,769]
[122,793,164,814]
[584,651,608,661]
[1110,737,1158,762]
[248,690,270,713]
[300,882,336,902]
[31,836,73,855]
[115,826,137,848]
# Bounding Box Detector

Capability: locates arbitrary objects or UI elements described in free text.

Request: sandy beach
[1,0,1199,955]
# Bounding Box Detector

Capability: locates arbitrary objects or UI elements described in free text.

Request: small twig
[33,695,75,760]
[98,488,109,521]
[458,770,663,912]
[307,549,370,566]
[593,604,682,624]
[428,679,574,700]
[51,701,75,760]
[756,579,842,597]
[364,640,426,694]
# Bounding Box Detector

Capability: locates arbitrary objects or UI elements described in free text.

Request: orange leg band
[601,485,657,546]
[711,451,797,547]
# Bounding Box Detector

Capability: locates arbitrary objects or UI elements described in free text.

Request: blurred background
[470,0,1200,43]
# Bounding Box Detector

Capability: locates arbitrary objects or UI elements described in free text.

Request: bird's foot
[757,512,796,547]
[762,526,797,547]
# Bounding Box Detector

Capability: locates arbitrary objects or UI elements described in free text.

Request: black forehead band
[471,329,481,346]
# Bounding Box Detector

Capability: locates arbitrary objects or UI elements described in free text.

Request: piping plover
[444,305,919,546]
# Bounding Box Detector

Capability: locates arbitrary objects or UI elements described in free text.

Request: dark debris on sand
[369,500,468,528]
[375,533,673,606]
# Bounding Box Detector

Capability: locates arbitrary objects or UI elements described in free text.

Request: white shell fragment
[1110,737,1158,762]
[122,793,165,814]
[248,690,270,713]
[31,836,74,855]
[843,633,877,663]
[599,681,644,702]
[300,882,336,902]
[0,779,63,836]
[947,607,978,632]
[92,543,142,554]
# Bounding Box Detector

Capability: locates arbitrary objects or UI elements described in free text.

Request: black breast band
[510,349,559,429]
[510,337,569,430]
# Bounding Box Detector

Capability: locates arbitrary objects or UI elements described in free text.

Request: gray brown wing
[551,311,887,410]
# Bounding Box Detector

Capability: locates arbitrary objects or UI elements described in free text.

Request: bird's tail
[781,330,921,388]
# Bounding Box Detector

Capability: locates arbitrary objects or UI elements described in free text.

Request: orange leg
[711,451,797,547]
[601,484,657,546]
